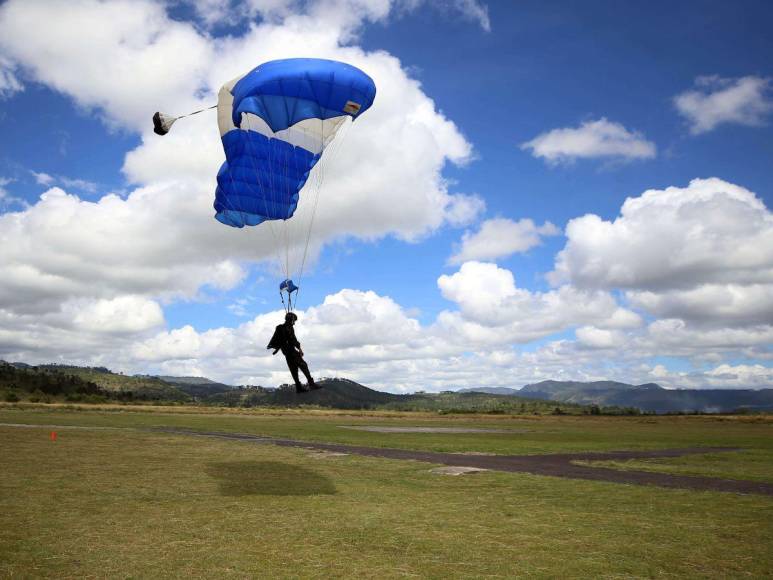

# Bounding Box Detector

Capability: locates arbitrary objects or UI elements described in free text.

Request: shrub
[29,389,46,403]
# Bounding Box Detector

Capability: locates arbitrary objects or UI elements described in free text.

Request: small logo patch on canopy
[343,100,362,114]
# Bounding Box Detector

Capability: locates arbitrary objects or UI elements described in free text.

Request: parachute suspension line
[217,147,275,320]
[294,117,352,311]
[212,58,376,314]
[263,112,288,274]
[217,113,350,314]
[283,118,317,310]
[292,119,323,311]
[283,133,292,283]
[178,104,218,119]
[221,112,287,296]
[294,119,330,309]
[280,287,291,313]
[276,76,293,287]
[242,113,285,281]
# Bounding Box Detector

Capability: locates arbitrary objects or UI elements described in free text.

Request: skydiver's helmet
[285,312,298,323]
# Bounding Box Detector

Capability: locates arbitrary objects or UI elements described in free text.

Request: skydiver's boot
[300,360,319,389]
[290,367,307,393]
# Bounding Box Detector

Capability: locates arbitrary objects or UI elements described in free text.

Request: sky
[0,0,772,392]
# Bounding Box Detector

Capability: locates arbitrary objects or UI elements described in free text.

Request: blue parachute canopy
[231,59,377,132]
[213,58,376,228]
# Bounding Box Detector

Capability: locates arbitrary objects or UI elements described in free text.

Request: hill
[1,361,104,402]
[202,378,613,414]
[1,362,191,403]
[156,376,234,398]
[380,390,597,415]
[203,378,407,409]
[515,380,773,413]
[457,386,522,396]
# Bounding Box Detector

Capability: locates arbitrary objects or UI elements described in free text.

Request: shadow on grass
[206,461,337,496]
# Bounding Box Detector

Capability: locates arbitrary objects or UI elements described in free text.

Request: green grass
[574,448,773,484]
[1,404,772,455]
[2,407,773,577]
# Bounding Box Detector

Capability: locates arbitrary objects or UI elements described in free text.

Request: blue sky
[0,0,771,391]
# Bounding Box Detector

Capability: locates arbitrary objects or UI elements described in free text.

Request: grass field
[2,405,772,578]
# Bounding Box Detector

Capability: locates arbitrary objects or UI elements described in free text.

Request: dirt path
[158,428,773,496]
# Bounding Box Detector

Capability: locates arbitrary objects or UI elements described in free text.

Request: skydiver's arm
[289,332,303,356]
[289,328,302,351]
[267,326,284,354]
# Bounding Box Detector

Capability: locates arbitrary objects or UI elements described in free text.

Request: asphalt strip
[5,422,769,496]
[156,427,773,497]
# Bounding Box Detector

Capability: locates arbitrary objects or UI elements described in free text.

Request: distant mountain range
[1,362,592,414]
[461,380,773,413]
[3,360,770,414]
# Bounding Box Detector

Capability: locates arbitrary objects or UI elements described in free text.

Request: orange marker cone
[50,431,57,441]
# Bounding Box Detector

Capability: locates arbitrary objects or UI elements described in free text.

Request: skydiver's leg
[298,357,315,385]
[285,355,305,392]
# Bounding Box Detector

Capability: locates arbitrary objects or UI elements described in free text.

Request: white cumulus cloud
[186,0,491,33]
[0,0,215,130]
[551,178,773,292]
[674,75,773,135]
[0,186,248,315]
[448,218,559,265]
[575,326,625,350]
[628,283,773,328]
[436,261,641,340]
[31,171,97,194]
[704,364,773,389]
[68,295,165,334]
[521,118,656,164]
[0,54,22,97]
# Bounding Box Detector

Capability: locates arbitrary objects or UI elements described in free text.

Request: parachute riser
[279,278,299,313]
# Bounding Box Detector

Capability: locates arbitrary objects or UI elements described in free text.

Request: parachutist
[205,59,375,312]
[267,312,318,393]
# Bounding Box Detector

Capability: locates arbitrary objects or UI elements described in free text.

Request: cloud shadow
[206,461,337,496]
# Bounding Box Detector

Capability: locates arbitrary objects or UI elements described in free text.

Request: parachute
[215,58,376,311]
[152,59,376,312]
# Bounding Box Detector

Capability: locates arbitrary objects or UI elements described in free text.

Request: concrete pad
[430,466,490,476]
[306,450,349,459]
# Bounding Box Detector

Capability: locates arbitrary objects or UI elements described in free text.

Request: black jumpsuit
[267,323,314,388]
